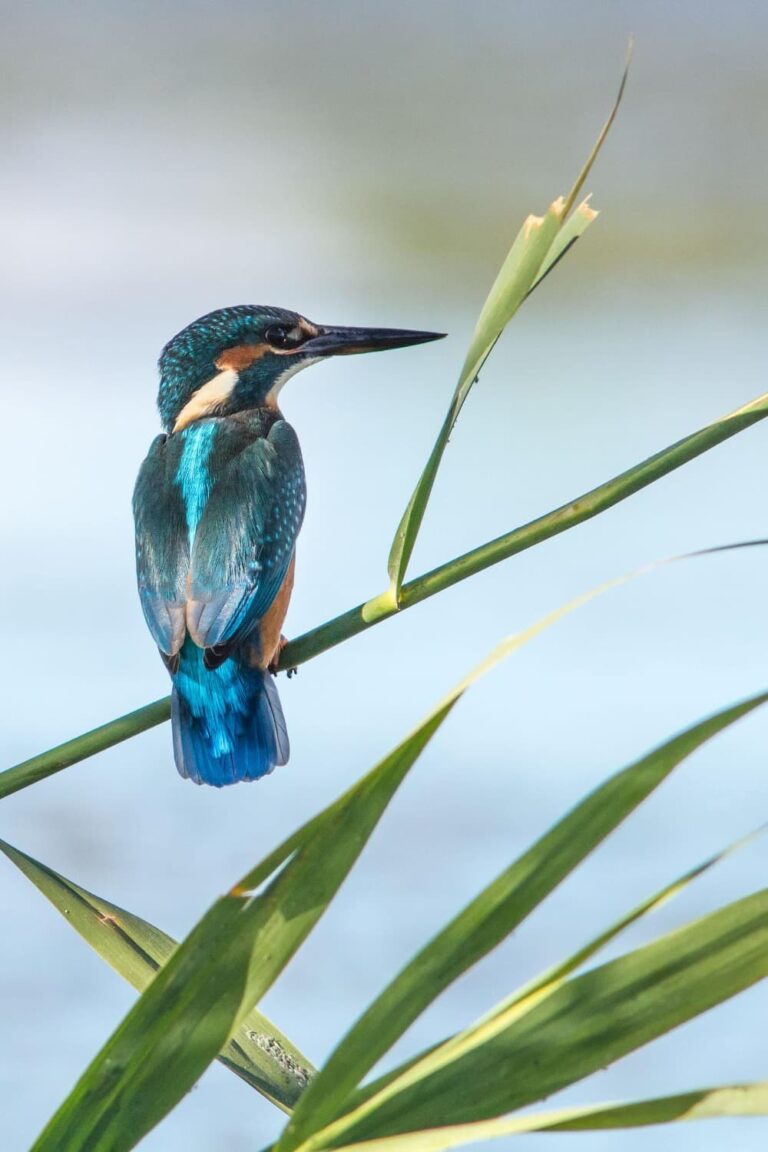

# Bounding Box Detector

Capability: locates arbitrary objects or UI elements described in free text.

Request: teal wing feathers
[133,418,306,659]
[186,420,306,649]
[133,414,303,786]
[132,435,190,655]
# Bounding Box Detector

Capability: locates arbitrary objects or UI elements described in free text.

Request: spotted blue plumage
[133,407,306,786]
[133,303,443,786]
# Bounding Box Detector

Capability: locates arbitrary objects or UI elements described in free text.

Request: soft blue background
[2,2,768,1149]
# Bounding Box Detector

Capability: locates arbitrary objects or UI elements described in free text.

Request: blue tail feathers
[171,637,289,786]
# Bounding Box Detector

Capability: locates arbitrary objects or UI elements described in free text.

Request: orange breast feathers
[253,553,296,670]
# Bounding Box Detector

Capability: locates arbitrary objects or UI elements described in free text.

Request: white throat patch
[264,356,321,409]
[173,368,239,433]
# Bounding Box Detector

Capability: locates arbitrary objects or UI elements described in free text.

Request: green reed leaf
[385,48,631,597]
[323,1080,768,1152]
[312,889,768,1146]
[280,697,768,1151]
[29,683,463,1150]
[0,839,315,1111]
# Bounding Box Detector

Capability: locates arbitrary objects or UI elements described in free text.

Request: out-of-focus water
[2,4,768,1150]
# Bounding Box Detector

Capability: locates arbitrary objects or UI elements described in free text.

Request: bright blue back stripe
[174,422,217,545]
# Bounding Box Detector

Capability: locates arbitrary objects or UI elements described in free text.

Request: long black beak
[303,324,446,357]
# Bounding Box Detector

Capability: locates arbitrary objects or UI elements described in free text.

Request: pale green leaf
[325,1080,768,1152]
[385,50,630,596]
[386,199,566,595]
[526,197,598,296]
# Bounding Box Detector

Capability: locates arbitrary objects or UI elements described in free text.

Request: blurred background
[2,1,768,1148]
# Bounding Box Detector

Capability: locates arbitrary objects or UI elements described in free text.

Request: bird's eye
[265,324,305,350]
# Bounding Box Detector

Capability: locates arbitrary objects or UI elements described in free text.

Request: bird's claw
[269,634,297,678]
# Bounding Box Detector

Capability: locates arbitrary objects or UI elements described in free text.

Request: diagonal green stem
[2,389,766,800]
[0,699,171,799]
[283,389,768,666]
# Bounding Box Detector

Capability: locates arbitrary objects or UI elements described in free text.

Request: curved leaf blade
[344,823,766,1121]
[327,890,768,1143]
[386,48,631,596]
[26,589,642,1151]
[324,1081,768,1152]
[30,687,463,1151]
[0,840,314,1111]
[386,195,585,596]
[279,694,768,1151]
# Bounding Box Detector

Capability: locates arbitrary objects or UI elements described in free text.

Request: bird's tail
[170,637,289,786]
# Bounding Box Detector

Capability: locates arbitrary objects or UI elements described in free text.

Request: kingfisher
[133,305,444,787]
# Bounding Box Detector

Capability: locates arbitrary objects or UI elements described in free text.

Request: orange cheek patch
[215,343,269,371]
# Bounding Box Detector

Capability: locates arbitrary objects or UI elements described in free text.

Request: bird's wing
[132,435,190,655]
[186,420,306,650]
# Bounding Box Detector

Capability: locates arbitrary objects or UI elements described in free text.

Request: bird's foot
[269,635,297,678]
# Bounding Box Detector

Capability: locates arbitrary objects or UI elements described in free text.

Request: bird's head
[158,305,445,432]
